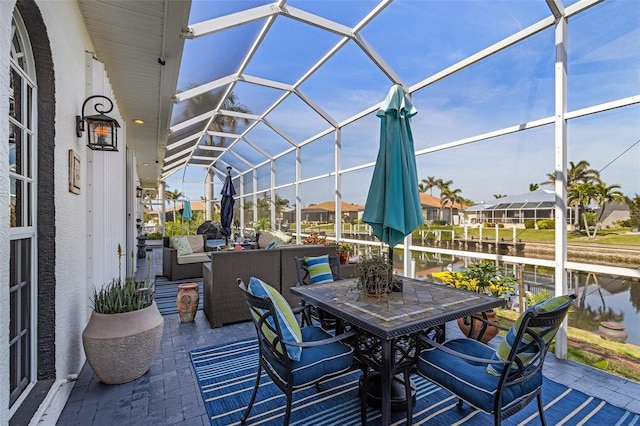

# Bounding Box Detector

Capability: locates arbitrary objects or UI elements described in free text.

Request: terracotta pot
[178,283,199,322]
[82,302,164,384]
[339,253,349,265]
[457,310,500,343]
[599,321,628,343]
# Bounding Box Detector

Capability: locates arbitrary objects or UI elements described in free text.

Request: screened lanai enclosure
[150,0,639,349]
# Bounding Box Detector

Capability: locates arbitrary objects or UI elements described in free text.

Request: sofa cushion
[272,231,292,244]
[304,254,334,284]
[266,236,286,250]
[258,231,275,249]
[187,235,204,253]
[176,252,211,265]
[248,277,303,361]
[170,236,193,255]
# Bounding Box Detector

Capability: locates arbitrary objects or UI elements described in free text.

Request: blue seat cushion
[418,338,542,413]
[264,326,354,388]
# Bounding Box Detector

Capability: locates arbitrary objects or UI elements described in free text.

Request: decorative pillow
[272,231,292,244]
[265,236,285,250]
[258,231,275,249]
[169,236,193,256]
[304,254,334,284]
[487,295,573,375]
[186,235,204,253]
[247,277,303,361]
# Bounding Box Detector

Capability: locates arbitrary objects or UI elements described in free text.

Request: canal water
[407,252,639,346]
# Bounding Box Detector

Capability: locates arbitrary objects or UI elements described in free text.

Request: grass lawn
[440,226,640,247]
[497,308,640,382]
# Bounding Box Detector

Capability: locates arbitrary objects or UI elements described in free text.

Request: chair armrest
[292,305,310,315]
[283,330,356,348]
[418,334,508,366]
[467,313,510,332]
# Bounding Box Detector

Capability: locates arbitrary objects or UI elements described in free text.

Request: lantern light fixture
[76,95,120,151]
[136,186,143,198]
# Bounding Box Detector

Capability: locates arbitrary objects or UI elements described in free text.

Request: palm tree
[543,160,600,229]
[542,160,600,187]
[165,189,183,222]
[493,194,507,199]
[591,183,624,237]
[440,187,463,224]
[421,176,439,195]
[436,179,453,197]
[568,182,597,237]
[274,194,290,217]
[529,183,539,192]
[183,88,252,147]
[626,194,640,229]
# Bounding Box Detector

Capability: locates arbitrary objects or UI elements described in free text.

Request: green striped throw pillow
[304,255,334,284]
[487,295,573,376]
[248,277,303,361]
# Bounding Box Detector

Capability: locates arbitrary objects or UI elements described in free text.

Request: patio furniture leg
[537,393,547,426]
[241,363,262,423]
[359,367,369,424]
[404,369,413,425]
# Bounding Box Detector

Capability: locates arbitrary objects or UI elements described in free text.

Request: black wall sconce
[136,186,143,198]
[76,95,120,151]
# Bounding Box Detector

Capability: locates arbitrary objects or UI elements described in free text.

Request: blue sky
[166,0,639,207]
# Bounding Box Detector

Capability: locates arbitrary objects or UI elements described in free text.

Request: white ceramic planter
[82,301,164,384]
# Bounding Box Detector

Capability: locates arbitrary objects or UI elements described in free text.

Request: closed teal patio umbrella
[363,84,424,249]
[181,199,192,233]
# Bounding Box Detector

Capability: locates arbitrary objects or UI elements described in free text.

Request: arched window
[9,8,38,411]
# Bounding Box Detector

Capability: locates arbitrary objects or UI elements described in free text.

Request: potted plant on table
[82,244,164,384]
[333,242,353,264]
[355,253,402,296]
[432,260,516,342]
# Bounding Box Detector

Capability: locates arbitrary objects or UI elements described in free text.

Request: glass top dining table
[291,277,504,425]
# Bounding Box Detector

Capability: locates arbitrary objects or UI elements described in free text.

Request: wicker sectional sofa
[202,244,337,328]
[162,235,214,281]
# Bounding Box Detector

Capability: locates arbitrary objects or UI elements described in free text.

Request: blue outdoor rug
[190,338,640,426]
[153,276,203,315]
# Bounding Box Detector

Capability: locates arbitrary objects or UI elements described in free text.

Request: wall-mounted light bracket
[76,95,120,151]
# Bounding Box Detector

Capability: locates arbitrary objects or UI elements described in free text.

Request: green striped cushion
[248,277,303,361]
[304,255,334,284]
[487,295,572,376]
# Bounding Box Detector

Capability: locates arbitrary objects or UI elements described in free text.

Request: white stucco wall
[1,1,128,423]
[0,3,15,423]
[37,0,95,385]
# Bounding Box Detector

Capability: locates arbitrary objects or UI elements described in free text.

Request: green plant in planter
[255,217,271,232]
[83,244,163,385]
[147,231,162,240]
[463,260,517,299]
[334,242,353,256]
[90,244,153,314]
[355,253,397,295]
[433,260,516,299]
